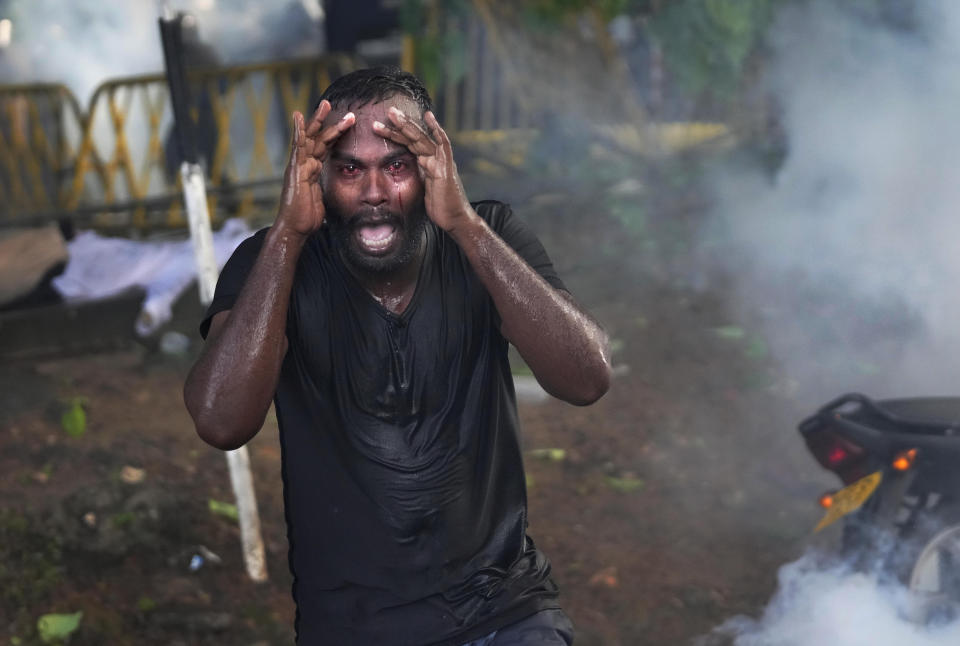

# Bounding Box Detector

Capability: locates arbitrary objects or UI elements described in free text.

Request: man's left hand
[373,108,473,233]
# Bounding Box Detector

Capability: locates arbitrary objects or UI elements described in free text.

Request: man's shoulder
[470,200,513,230]
[471,199,510,215]
[237,226,333,254]
[235,226,270,252]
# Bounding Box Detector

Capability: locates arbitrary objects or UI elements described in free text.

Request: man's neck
[342,229,426,315]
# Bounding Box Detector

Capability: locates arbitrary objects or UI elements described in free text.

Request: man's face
[321,95,427,274]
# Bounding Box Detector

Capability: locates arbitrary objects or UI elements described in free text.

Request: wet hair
[317,66,434,117]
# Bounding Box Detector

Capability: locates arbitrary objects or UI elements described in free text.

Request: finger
[386,106,433,143]
[318,111,356,145]
[383,108,437,155]
[304,156,323,184]
[306,111,355,160]
[289,111,305,167]
[309,181,323,217]
[291,111,304,146]
[424,111,451,150]
[372,119,415,148]
[304,100,331,137]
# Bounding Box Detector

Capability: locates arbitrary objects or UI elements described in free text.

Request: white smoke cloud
[703,0,960,405]
[706,553,960,646]
[0,0,323,104]
[702,1,960,642]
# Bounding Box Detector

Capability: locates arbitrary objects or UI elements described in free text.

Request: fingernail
[343,112,354,121]
[390,107,404,117]
[373,121,385,129]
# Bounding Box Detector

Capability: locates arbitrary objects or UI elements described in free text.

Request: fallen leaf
[528,448,566,462]
[37,611,82,643]
[713,325,745,340]
[208,499,238,522]
[60,398,87,438]
[604,475,645,493]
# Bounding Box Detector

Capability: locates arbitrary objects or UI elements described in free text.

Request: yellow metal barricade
[0,83,87,222]
[0,54,360,233]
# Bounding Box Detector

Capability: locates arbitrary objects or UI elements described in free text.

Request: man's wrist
[444,205,483,241]
[266,219,311,254]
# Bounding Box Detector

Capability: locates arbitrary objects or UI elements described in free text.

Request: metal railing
[0,55,359,232]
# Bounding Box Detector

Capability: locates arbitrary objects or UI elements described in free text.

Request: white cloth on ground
[52,218,251,336]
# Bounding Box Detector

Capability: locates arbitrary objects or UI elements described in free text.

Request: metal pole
[158,6,267,583]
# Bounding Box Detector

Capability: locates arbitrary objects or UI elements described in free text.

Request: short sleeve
[473,201,567,293]
[199,227,268,338]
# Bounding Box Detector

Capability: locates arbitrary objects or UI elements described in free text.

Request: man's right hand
[277,100,355,236]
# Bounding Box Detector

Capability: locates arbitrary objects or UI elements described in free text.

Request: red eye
[388,160,405,173]
[340,164,359,176]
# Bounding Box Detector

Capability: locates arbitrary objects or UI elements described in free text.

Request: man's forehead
[325,95,421,125]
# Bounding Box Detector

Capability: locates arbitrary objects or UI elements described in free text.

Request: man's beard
[325,202,428,274]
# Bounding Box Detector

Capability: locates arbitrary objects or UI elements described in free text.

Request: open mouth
[355,221,398,254]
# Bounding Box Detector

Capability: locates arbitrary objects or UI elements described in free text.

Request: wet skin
[321,97,429,310]
[184,95,612,452]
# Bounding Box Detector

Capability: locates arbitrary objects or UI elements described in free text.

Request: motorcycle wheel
[901,516,960,625]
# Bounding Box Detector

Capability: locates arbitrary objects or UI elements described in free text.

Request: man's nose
[360,170,389,207]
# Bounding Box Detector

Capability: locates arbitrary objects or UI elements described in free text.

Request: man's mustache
[345,208,404,231]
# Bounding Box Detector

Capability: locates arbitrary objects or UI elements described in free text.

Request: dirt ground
[0,164,841,645]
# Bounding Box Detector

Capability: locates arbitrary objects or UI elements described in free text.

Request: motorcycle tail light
[891,448,917,471]
[808,432,865,472]
[827,445,849,466]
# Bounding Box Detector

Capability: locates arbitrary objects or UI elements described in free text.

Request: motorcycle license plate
[814,471,883,532]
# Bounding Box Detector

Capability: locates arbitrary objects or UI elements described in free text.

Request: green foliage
[648,0,784,102]
[521,0,635,25]
[110,511,135,529]
[37,612,82,644]
[415,30,469,91]
[60,397,87,438]
[604,475,645,493]
[470,0,787,106]
[606,195,648,238]
[0,510,63,610]
[745,337,769,360]
[400,0,471,90]
[137,597,157,613]
[713,325,746,340]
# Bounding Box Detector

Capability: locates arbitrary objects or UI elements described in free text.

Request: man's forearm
[184,224,307,449]
[448,211,611,405]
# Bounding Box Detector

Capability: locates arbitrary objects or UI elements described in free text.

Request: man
[184,67,610,645]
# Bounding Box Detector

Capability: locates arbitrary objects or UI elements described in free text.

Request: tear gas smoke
[707,553,960,646]
[0,0,323,103]
[0,0,324,203]
[702,1,960,643]
[702,0,960,406]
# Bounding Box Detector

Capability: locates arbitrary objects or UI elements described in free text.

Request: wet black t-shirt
[202,201,567,645]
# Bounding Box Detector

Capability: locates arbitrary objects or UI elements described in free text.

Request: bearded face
[324,199,427,274]
[320,95,428,275]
